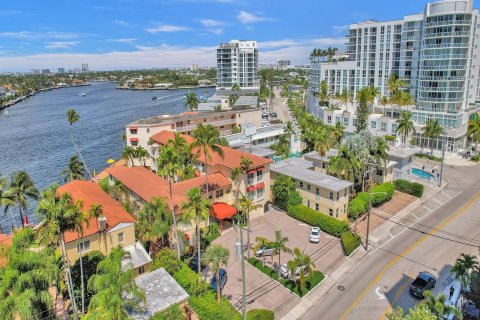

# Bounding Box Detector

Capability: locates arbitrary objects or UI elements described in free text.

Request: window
[316,188,320,195]
[315,203,319,211]
[146,128,150,133]
[118,232,124,243]
[78,240,90,253]
[131,141,138,147]
[381,122,387,132]
[257,170,263,182]
[257,188,265,200]
[247,190,255,201]
[329,192,333,200]
[299,181,304,188]
[322,162,326,169]
[307,200,310,207]
[307,184,311,191]
[336,209,339,218]
[327,116,332,124]
[344,189,347,197]
[336,192,340,201]
[329,208,333,216]
[247,173,255,185]
[353,118,357,126]
[216,189,224,198]
[138,265,145,274]
[344,117,349,126]
[130,129,137,134]
[371,121,377,129]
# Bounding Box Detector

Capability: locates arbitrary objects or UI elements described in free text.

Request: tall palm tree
[284,121,295,152]
[327,146,362,184]
[35,184,85,319]
[204,244,230,304]
[271,230,292,276]
[88,203,107,254]
[0,228,57,320]
[318,80,329,106]
[371,137,390,168]
[0,172,15,228]
[387,74,408,97]
[122,146,136,167]
[451,253,479,292]
[423,118,444,155]
[340,89,350,111]
[4,170,39,228]
[420,290,462,319]
[61,155,86,182]
[157,145,182,259]
[380,96,389,116]
[192,124,225,203]
[240,195,258,259]
[67,109,92,179]
[254,236,271,267]
[135,146,150,167]
[315,127,334,159]
[86,247,145,320]
[287,247,315,292]
[74,209,89,315]
[231,83,240,94]
[135,197,172,255]
[182,187,211,274]
[185,91,199,111]
[467,113,480,152]
[396,111,416,148]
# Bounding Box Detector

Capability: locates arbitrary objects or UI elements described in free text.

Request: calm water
[0,82,214,230]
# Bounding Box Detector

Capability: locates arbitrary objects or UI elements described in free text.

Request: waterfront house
[57,181,151,275]
[270,157,352,220]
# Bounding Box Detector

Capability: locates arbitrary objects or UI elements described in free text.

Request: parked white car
[309,227,320,243]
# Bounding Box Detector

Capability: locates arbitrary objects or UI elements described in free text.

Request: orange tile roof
[173,172,231,196]
[150,130,195,145]
[57,181,135,243]
[197,145,273,170]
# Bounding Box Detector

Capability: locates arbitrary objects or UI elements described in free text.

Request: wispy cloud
[44,41,80,50]
[145,25,190,33]
[113,19,131,27]
[0,10,25,17]
[237,11,269,24]
[0,31,80,40]
[200,19,224,27]
[207,29,223,35]
[333,25,349,33]
[108,38,137,43]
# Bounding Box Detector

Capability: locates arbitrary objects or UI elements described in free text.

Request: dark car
[464,301,480,320]
[210,268,228,292]
[409,271,436,298]
[270,112,278,118]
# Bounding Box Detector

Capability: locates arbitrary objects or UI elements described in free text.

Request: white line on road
[389,234,394,240]
[375,287,387,300]
[423,205,433,212]
[432,197,444,205]
[441,191,452,199]
[411,212,420,221]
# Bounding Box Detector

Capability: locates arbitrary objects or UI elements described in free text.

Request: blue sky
[0,0,452,71]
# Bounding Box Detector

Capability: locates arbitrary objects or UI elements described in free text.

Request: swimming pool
[412,168,434,179]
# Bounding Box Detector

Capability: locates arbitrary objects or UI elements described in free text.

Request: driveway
[212,209,346,318]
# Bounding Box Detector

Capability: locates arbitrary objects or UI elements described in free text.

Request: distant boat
[152,96,158,100]
[4,109,9,117]
[81,93,86,97]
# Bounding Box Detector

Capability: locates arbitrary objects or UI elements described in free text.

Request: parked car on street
[464,301,480,320]
[254,245,275,257]
[409,271,436,298]
[280,260,310,279]
[309,227,320,243]
[270,112,278,118]
[210,268,228,292]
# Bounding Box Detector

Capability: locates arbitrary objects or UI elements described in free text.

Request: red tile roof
[57,181,135,243]
[150,130,194,145]
[197,145,273,170]
[173,172,231,196]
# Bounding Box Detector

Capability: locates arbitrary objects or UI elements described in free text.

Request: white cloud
[207,29,223,35]
[200,19,224,27]
[113,19,131,27]
[145,25,190,33]
[0,31,80,40]
[333,25,349,33]
[237,11,268,24]
[108,38,137,43]
[44,41,80,49]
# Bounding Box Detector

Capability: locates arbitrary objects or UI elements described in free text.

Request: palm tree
[468,113,480,153]
[396,111,416,148]
[451,253,479,292]
[182,187,211,274]
[254,236,271,267]
[135,146,150,167]
[284,121,295,152]
[86,247,145,319]
[380,96,389,116]
[371,137,390,168]
[157,145,182,259]
[240,195,258,259]
[0,172,15,228]
[88,203,107,254]
[67,109,92,179]
[332,121,345,146]
[287,247,316,292]
[271,231,292,276]
[387,74,408,97]
[185,91,199,111]
[61,155,86,182]
[135,197,172,255]
[4,170,39,228]
[315,127,334,159]
[420,290,462,319]
[232,83,240,94]
[0,228,57,320]
[340,89,350,111]
[35,184,85,319]
[318,80,329,106]
[122,146,136,167]
[423,118,444,155]
[192,124,225,203]
[204,244,230,304]
[327,146,362,184]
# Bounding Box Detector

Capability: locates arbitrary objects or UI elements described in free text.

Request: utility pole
[236,214,247,320]
[365,163,374,251]
[439,133,447,187]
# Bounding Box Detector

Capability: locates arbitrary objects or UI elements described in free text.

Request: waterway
[0,82,214,230]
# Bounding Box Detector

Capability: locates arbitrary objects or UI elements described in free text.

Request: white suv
[309,227,320,243]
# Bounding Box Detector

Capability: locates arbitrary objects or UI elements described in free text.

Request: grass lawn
[247,257,324,297]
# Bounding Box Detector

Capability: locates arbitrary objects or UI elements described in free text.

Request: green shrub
[99,176,110,192]
[272,175,302,210]
[394,179,424,197]
[415,153,442,162]
[471,154,480,162]
[341,232,362,256]
[151,303,183,320]
[189,291,241,320]
[370,182,395,206]
[347,183,395,220]
[286,204,350,237]
[384,135,396,142]
[205,223,221,243]
[247,309,275,320]
[348,197,368,220]
[151,248,182,274]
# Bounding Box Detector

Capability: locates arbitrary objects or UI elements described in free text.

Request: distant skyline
[0,0,471,72]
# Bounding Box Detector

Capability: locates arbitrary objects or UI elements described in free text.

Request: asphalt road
[301,162,480,320]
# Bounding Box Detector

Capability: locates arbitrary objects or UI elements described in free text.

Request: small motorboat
[4,109,9,117]
[152,96,158,100]
[81,93,86,97]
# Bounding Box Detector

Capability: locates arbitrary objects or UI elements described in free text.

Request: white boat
[81,93,86,97]
[4,109,9,117]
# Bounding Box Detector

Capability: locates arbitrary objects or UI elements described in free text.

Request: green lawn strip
[247,257,324,297]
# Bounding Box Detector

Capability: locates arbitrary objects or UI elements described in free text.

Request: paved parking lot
[212,209,345,318]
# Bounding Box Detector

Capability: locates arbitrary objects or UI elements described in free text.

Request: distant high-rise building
[277,60,291,70]
[217,40,259,94]
[57,68,65,74]
[31,69,40,74]
[41,69,51,75]
[81,63,89,72]
[190,64,199,71]
[310,0,480,152]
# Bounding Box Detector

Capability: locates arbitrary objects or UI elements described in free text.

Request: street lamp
[235,213,247,320]
[438,133,447,187]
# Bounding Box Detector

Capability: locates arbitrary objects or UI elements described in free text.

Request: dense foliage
[246,309,275,320]
[287,204,350,237]
[348,183,395,220]
[340,232,362,256]
[272,175,302,210]
[393,180,424,197]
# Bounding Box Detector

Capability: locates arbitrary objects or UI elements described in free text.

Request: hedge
[247,257,324,297]
[348,183,395,220]
[393,179,424,197]
[247,309,275,320]
[287,204,350,237]
[341,232,362,256]
[415,153,442,162]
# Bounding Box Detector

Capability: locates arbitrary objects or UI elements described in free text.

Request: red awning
[247,185,256,192]
[246,169,256,174]
[247,182,265,192]
[129,127,138,130]
[212,202,237,220]
[130,138,139,142]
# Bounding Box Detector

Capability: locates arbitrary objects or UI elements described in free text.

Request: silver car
[309,227,320,243]
[280,261,310,279]
[254,245,275,257]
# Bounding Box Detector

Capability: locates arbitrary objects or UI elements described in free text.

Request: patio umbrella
[107,159,115,164]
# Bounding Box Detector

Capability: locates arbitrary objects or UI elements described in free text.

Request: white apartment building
[310,0,480,152]
[217,40,259,94]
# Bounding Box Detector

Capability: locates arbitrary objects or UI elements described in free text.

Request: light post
[235,214,247,320]
[439,133,447,187]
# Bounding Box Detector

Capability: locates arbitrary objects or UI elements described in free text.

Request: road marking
[432,197,444,205]
[423,204,433,212]
[411,212,420,221]
[389,234,394,240]
[375,287,387,300]
[381,275,413,319]
[339,191,480,320]
[441,191,452,199]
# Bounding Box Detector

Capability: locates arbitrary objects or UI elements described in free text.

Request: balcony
[424,20,471,28]
[177,118,235,132]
